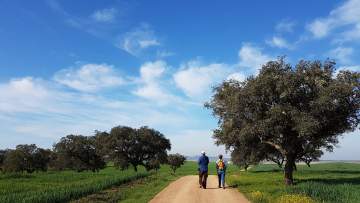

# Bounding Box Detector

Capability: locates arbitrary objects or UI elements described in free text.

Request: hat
[201,151,206,155]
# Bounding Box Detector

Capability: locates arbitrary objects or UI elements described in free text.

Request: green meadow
[227,162,360,203]
[0,165,148,203]
[1,161,359,203]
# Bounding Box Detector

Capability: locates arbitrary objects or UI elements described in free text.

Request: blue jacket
[198,155,209,172]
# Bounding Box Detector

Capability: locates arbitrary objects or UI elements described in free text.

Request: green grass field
[227,162,360,203]
[1,161,359,203]
[0,166,149,203]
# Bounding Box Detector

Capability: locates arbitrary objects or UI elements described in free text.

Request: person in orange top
[216,154,227,189]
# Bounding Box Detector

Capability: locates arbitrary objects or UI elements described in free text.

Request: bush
[167,154,186,174]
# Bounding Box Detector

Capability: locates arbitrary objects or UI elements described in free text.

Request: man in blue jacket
[198,151,209,189]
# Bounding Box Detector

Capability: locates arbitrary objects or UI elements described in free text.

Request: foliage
[167,153,186,173]
[96,126,171,172]
[2,144,52,173]
[206,58,360,185]
[53,135,106,172]
[0,149,8,171]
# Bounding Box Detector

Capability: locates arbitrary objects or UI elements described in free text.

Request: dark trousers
[199,171,208,188]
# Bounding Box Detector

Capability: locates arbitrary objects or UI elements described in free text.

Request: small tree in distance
[167,153,186,174]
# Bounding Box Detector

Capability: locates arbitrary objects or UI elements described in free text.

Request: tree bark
[284,156,295,185]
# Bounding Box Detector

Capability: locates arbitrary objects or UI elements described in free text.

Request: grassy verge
[227,163,360,203]
[0,166,149,203]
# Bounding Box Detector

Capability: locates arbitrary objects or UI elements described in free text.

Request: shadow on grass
[298,176,360,185]
[0,173,34,180]
[251,168,283,173]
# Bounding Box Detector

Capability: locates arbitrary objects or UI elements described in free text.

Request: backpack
[217,160,225,170]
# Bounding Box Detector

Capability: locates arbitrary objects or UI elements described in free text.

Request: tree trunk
[133,165,138,172]
[284,156,295,185]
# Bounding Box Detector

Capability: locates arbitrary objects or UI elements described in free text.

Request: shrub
[167,154,186,174]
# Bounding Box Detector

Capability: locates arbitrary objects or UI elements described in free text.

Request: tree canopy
[2,144,52,173]
[206,59,360,185]
[96,126,171,172]
[53,135,105,172]
[167,153,186,174]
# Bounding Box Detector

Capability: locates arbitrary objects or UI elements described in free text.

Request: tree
[167,153,186,174]
[53,135,105,172]
[94,130,112,161]
[2,144,52,173]
[33,148,53,172]
[104,126,171,172]
[0,150,8,171]
[231,147,259,171]
[2,149,26,173]
[206,59,360,185]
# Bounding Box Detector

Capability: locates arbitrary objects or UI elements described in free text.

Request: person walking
[216,154,227,189]
[198,151,209,189]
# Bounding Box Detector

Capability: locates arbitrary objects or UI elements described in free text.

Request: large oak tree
[96,126,171,172]
[206,59,360,185]
[53,135,105,172]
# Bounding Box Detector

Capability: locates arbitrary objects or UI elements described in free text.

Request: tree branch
[264,141,286,156]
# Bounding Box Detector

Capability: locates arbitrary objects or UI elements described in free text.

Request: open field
[228,163,360,203]
[0,165,149,203]
[1,161,359,203]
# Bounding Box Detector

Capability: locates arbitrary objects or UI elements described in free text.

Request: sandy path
[149,175,250,203]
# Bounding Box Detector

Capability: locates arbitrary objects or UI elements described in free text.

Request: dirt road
[149,175,250,203]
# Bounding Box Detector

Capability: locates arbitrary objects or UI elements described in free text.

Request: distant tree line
[0,126,186,174]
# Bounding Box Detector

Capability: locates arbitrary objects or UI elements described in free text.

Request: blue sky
[0,0,359,159]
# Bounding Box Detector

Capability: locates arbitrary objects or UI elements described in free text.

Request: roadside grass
[0,165,149,203]
[227,163,360,203]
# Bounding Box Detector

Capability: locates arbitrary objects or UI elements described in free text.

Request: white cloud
[0,77,49,113]
[133,60,174,103]
[337,65,360,72]
[328,46,354,64]
[238,44,273,73]
[266,36,293,49]
[227,72,246,82]
[118,24,160,56]
[91,8,117,23]
[170,129,226,156]
[307,0,360,40]
[54,63,124,92]
[341,24,360,42]
[138,39,160,48]
[275,19,296,33]
[0,75,195,149]
[174,61,230,99]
